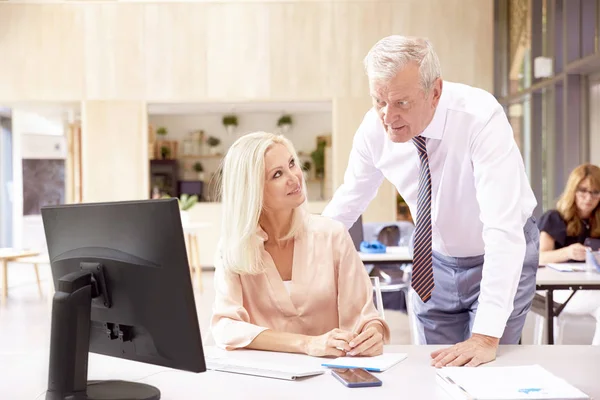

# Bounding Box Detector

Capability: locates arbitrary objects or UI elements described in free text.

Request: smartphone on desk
[330,368,382,388]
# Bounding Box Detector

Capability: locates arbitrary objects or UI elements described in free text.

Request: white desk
[359,246,412,264]
[7,345,598,400]
[534,266,600,344]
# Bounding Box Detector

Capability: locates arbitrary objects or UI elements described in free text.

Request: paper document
[321,353,407,372]
[436,364,589,400]
[547,263,587,272]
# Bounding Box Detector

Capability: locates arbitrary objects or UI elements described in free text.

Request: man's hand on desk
[430,333,499,368]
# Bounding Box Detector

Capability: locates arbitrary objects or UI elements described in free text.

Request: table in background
[534,266,600,344]
[359,246,412,265]
[182,222,212,292]
[0,248,40,303]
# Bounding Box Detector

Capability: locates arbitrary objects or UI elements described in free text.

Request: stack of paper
[321,353,407,372]
[546,263,587,272]
[436,364,589,400]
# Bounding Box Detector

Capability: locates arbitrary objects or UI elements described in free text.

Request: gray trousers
[409,217,540,345]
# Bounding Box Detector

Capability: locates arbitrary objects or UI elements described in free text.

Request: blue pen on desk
[518,388,542,394]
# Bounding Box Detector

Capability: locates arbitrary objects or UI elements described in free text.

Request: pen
[518,388,542,394]
[442,375,474,400]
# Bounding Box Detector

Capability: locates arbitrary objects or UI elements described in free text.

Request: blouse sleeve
[210,247,268,350]
[334,225,391,343]
[538,209,567,248]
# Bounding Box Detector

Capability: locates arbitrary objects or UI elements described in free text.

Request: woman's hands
[565,243,589,261]
[305,328,356,357]
[346,323,384,357]
[305,323,385,357]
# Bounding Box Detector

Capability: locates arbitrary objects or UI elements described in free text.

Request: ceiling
[147,101,332,115]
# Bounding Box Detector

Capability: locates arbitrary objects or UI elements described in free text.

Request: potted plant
[310,142,325,179]
[160,145,171,160]
[222,115,238,134]
[207,136,221,155]
[397,193,411,222]
[179,194,198,226]
[160,193,198,226]
[156,126,168,136]
[277,114,293,133]
[302,160,311,180]
[193,161,204,181]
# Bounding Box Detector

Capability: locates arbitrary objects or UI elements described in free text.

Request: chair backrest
[377,225,401,246]
[370,276,385,320]
[348,215,364,251]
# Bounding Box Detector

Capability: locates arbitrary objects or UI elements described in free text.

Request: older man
[323,36,539,367]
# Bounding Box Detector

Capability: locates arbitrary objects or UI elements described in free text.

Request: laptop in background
[348,216,364,251]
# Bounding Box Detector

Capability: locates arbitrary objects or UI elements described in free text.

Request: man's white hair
[363,35,441,92]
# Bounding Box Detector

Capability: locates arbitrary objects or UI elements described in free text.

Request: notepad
[547,263,587,272]
[436,364,589,400]
[321,353,407,372]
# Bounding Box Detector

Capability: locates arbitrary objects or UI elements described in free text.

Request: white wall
[11,109,67,252]
[0,117,12,247]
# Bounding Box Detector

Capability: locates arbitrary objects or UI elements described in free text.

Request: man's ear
[431,78,443,108]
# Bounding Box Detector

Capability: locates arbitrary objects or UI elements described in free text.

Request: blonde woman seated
[210,131,390,357]
[538,163,600,344]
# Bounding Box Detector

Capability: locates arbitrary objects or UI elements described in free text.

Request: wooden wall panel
[83,4,145,99]
[331,2,393,98]
[331,96,396,223]
[0,0,494,225]
[205,3,271,99]
[0,5,84,101]
[268,2,333,99]
[391,0,494,92]
[81,101,148,202]
[144,3,208,100]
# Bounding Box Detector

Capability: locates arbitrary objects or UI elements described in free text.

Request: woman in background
[210,131,390,357]
[538,163,600,344]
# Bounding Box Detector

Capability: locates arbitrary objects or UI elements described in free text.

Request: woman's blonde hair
[218,131,307,275]
[556,163,600,238]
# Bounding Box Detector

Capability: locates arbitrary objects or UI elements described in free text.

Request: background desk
[359,246,412,265]
[0,248,40,303]
[6,345,598,400]
[535,267,600,344]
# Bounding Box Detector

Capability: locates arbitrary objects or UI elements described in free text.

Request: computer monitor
[348,215,364,251]
[41,198,205,400]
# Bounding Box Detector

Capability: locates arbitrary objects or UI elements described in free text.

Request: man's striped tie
[411,135,434,302]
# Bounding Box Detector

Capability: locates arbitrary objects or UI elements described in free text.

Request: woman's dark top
[537,209,591,249]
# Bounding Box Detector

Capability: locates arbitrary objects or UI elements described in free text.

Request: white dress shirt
[322,81,537,338]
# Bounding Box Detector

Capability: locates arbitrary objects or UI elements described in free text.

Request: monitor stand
[45,265,160,400]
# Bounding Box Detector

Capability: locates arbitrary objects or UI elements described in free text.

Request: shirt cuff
[471,302,512,339]
[213,321,269,351]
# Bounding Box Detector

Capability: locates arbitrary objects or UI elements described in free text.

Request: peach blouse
[210,212,391,350]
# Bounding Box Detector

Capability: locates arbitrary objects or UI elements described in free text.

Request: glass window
[0,117,13,247]
[541,87,556,211]
[508,95,531,172]
[541,0,549,57]
[508,0,532,93]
